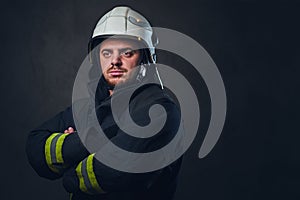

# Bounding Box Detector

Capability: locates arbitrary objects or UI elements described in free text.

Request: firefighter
[26,6,182,200]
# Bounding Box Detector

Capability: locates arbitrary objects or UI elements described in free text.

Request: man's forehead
[100,37,143,49]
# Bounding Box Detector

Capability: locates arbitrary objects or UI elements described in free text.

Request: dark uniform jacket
[26,74,183,200]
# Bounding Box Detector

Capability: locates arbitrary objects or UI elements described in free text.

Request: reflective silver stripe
[77,155,105,194]
[46,133,69,173]
[45,133,60,173]
[81,157,97,194]
[50,134,61,164]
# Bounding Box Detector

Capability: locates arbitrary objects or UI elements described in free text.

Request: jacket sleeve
[62,96,182,195]
[26,106,89,180]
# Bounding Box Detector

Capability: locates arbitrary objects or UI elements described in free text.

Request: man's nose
[111,53,122,67]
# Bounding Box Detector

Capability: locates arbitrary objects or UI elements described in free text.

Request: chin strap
[155,66,164,89]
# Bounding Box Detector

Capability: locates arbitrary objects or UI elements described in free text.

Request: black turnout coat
[26,72,183,200]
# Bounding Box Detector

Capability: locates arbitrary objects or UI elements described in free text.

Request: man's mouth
[109,70,125,76]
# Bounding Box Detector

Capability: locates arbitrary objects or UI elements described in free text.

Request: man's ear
[136,64,147,82]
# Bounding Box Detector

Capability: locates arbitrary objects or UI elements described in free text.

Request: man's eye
[102,51,111,57]
[121,50,134,57]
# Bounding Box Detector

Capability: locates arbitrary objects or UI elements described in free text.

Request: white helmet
[89,6,158,63]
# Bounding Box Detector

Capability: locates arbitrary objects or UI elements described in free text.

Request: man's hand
[64,127,75,134]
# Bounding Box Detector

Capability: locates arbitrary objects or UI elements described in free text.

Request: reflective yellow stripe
[45,132,70,174]
[56,134,68,163]
[75,154,105,194]
[45,133,60,173]
[75,161,89,194]
[87,154,105,193]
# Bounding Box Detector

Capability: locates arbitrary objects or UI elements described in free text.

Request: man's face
[99,38,141,86]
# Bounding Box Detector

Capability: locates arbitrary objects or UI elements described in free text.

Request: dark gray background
[1,0,299,199]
